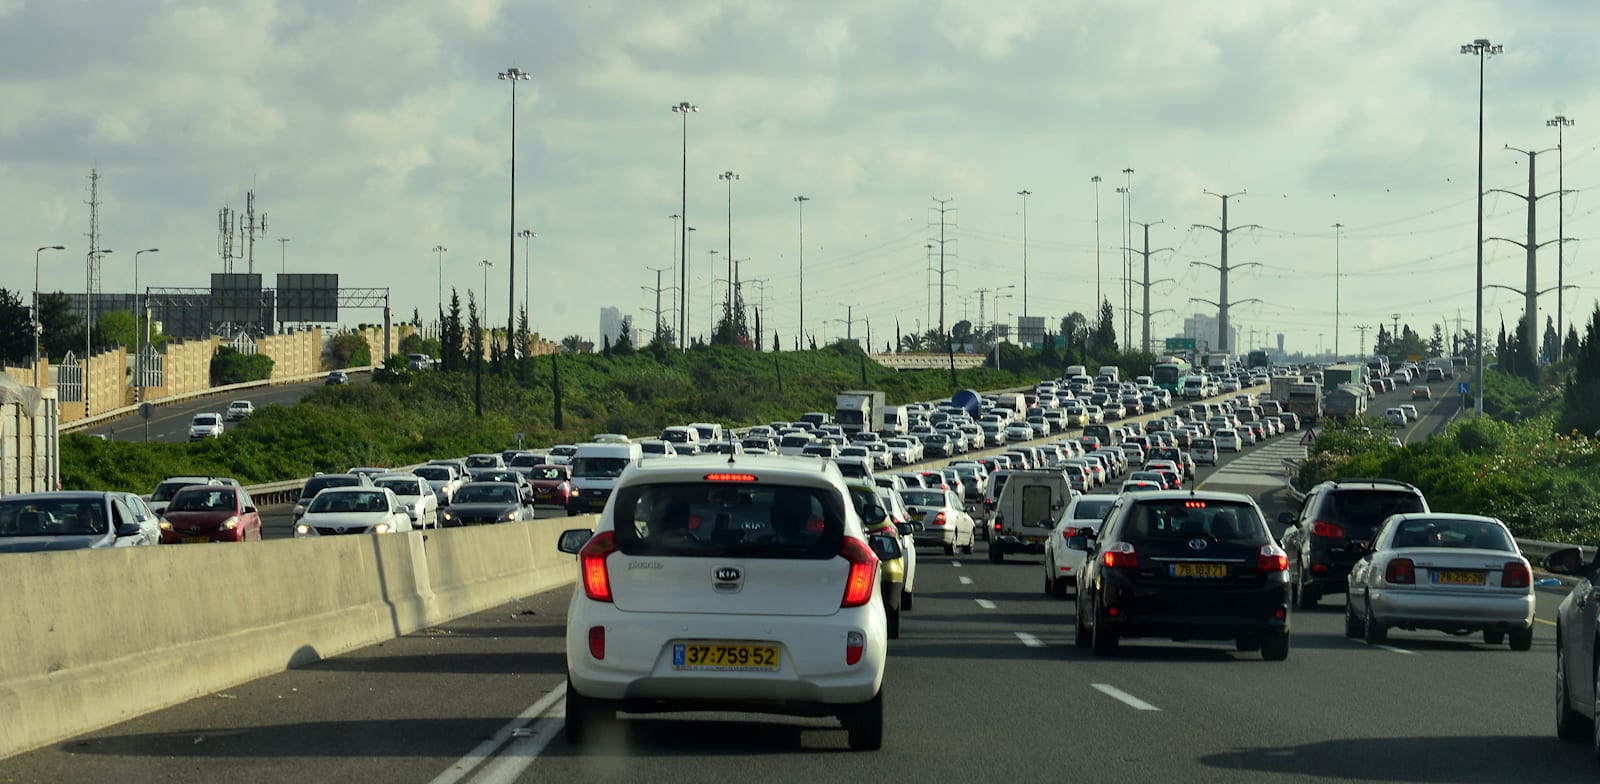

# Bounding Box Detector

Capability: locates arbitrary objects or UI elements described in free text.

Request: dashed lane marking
[1015,632,1045,648]
[1374,644,1416,655]
[975,599,997,609]
[1091,683,1161,711]
[959,576,973,585]
[951,561,963,568]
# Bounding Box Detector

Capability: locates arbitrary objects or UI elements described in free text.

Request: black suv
[1279,478,1430,609]
[1069,490,1292,660]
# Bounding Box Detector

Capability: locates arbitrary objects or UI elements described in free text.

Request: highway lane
[83,371,370,444]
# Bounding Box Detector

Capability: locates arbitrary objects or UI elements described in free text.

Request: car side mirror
[868,534,903,561]
[557,529,593,554]
[114,523,143,538]
[1277,511,1295,525]
[1065,535,1092,552]
[861,504,887,522]
[244,506,258,515]
[1348,541,1370,556]
[1541,547,1587,577]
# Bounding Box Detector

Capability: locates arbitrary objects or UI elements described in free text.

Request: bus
[1246,350,1270,369]
[1151,356,1192,393]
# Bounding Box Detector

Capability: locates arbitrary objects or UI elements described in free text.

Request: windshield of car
[375,479,422,496]
[1388,518,1514,551]
[660,429,691,443]
[613,482,845,559]
[413,467,452,482]
[167,489,236,512]
[550,446,578,457]
[572,456,631,479]
[780,435,812,447]
[1123,499,1267,544]
[0,499,106,536]
[454,484,519,504]
[151,480,206,501]
[192,415,219,426]
[465,455,500,468]
[473,470,521,484]
[510,454,541,467]
[307,491,390,513]
[302,475,363,498]
[534,467,566,480]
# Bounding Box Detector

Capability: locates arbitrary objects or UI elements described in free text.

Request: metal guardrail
[62,365,377,434]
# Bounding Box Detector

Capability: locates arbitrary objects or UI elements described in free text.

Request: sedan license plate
[537,492,552,500]
[672,642,780,672]
[1170,562,1228,578]
[1024,535,1047,543]
[182,536,211,544]
[1431,569,1487,586]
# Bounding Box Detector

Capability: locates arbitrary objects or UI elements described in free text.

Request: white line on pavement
[1375,644,1416,655]
[1091,683,1161,712]
[466,703,567,784]
[959,576,973,585]
[1015,632,1045,648]
[975,599,997,609]
[429,681,566,784]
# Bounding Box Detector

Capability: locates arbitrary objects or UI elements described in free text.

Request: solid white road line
[1091,683,1161,712]
[429,681,566,784]
[975,599,997,609]
[1015,632,1045,648]
[466,703,567,784]
[1375,644,1416,655]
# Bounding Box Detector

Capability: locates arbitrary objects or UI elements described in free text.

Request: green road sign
[1165,337,1196,351]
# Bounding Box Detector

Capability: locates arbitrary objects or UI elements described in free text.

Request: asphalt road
[83,371,370,444]
[10,375,1540,782]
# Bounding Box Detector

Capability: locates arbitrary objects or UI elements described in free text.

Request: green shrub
[210,347,275,385]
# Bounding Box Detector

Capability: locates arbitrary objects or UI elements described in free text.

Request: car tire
[902,591,913,612]
[844,689,884,751]
[988,543,1003,563]
[886,604,900,640]
[1509,626,1533,652]
[1235,636,1261,652]
[1343,600,1362,638]
[1261,630,1290,661]
[1074,600,1091,648]
[1362,599,1387,645]
[1297,575,1320,611]
[1091,601,1119,657]
[1482,630,1505,645]
[1049,572,1069,598]
[1557,635,1594,742]
[564,677,614,745]
[944,543,955,556]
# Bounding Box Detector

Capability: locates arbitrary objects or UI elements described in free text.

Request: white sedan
[1043,495,1117,597]
[1345,513,1534,649]
[293,487,413,537]
[902,487,977,556]
[1214,429,1242,451]
[372,473,440,528]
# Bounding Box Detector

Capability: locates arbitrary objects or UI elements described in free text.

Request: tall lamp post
[720,171,739,322]
[1462,38,1503,416]
[1548,114,1574,360]
[133,248,158,400]
[499,67,531,360]
[1332,223,1342,361]
[33,245,65,388]
[85,248,112,413]
[794,195,810,347]
[432,245,447,323]
[478,259,494,357]
[1091,176,1103,310]
[518,229,537,343]
[672,100,699,350]
[1017,189,1032,318]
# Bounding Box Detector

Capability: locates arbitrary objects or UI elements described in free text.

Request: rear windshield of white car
[612,482,845,559]
[413,467,453,482]
[1070,498,1116,521]
[466,455,501,468]
[307,491,389,513]
[1388,518,1513,551]
[901,490,947,507]
[375,479,422,496]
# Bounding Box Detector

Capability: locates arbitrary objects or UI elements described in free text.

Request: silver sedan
[1344,513,1535,649]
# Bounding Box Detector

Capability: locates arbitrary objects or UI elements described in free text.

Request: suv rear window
[1123,498,1267,545]
[613,482,845,559]
[1327,490,1425,525]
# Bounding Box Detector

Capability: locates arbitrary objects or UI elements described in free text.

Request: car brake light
[1501,561,1530,588]
[1101,542,1138,569]
[588,626,606,660]
[1385,557,1416,585]
[1310,520,1345,538]
[840,537,878,608]
[1257,544,1288,572]
[704,473,757,482]
[933,512,947,526]
[846,630,865,665]
[1062,526,1080,539]
[579,531,617,602]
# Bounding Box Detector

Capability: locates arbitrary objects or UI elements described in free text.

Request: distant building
[1179,314,1239,355]
[599,307,635,345]
[1277,332,1286,359]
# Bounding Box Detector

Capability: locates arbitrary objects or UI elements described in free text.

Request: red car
[526,464,572,508]
[159,486,263,543]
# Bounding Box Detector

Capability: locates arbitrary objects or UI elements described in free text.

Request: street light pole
[1462,37,1502,417]
[499,67,531,360]
[433,245,447,323]
[84,248,112,413]
[794,196,809,347]
[720,171,739,329]
[1548,114,1574,360]
[1017,189,1032,318]
[518,229,537,344]
[33,245,64,388]
[1332,223,1342,361]
[1091,176,1102,310]
[479,259,494,357]
[133,248,158,401]
[673,100,699,350]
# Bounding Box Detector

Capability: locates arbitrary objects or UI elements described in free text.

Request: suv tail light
[579,532,618,602]
[1309,520,1345,539]
[1501,561,1531,588]
[1385,557,1416,585]
[1257,544,1288,572]
[1061,526,1081,539]
[840,538,879,608]
[1101,542,1138,569]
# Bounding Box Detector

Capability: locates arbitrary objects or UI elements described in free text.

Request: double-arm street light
[1461,37,1503,416]
[133,248,159,399]
[518,229,537,340]
[673,101,699,350]
[499,67,531,360]
[33,245,65,388]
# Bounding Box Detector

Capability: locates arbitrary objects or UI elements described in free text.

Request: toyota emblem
[1187,537,1209,550]
[714,567,742,582]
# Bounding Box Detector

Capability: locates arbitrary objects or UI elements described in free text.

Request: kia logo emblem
[715,567,742,582]
[1188,537,1209,550]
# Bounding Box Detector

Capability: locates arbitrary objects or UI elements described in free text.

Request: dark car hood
[0,534,112,552]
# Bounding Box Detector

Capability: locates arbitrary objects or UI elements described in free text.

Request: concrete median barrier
[0,515,593,760]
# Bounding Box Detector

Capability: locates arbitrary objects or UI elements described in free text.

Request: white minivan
[567,440,644,516]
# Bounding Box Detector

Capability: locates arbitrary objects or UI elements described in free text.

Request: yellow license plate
[182,536,211,544]
[1171,562,1228,578]
[1432,569,1487,586]
[673,642,780,672]
[1025,536,1047,544]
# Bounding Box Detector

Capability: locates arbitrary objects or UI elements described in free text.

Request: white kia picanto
[557,454,894,750]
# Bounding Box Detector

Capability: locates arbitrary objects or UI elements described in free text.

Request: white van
[1096,366,1121,384]
[989,469,1076,562]
[566,441,644,516]
[881,405,909,436]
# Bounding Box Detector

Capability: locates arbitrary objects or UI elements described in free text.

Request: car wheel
[886,604,900,640]
[1043,572,1054,597]
[1074,598,1091,648]
[844,689,884,751]
[1297,573,1320,611]
[944,542,955,556]
[1362,599,1387,645]
[1482,630,1505,645]
[1557,635,1593,741]
[1049,571,1069,598]
[1509,626,1533,652]
[1091,600,1119,657]
[563,677,614,745]
[1235,635,1261,652]
[988,543,1004,563]
[902,591,914,612]
[1343,600,1362,638]
[1261,630,1290,661]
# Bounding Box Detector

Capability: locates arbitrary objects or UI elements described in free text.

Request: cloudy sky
[2,0,1596,357]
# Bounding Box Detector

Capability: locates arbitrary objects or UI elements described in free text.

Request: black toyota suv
[1279,478,1430,609]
